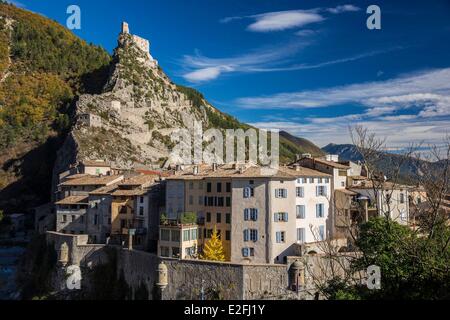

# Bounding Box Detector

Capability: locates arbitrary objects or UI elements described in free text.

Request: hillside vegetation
[0,2,111,212]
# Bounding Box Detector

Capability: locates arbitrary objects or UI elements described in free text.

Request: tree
[201,226,226,262]
[310,126,450,300]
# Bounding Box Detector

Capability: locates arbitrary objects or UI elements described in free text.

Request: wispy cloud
[221,4,360,32]
[181,45,395,83]
[236,68,450,109]
[243,68,450,147]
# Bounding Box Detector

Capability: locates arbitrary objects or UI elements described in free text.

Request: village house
[163,163,332,264]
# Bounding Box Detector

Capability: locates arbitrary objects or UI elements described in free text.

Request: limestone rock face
[55,23,213,173]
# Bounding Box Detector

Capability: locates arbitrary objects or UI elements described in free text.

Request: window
[309,178,314,183]
[226,230,231,241]
[199,182,203,190]
[325,178,330,184]
[296,205,305,219]
[207,197,214,206]
[400,193,405,204]
[171,230,180,242]
[185,247,196,257]
[206,229,213,238]
[318,225,325,241]
[341,181,345,187]
[244,208,258,221]
[140,196,144,204]
[218,197,224,207]
[189,182,194,190]
[160,247,169,257]
[71,215,75,222]
[226,183,231,193]
[172,247,180,257]
[275,189,287,198]
[183,230,190,241]
[400,209,408,222]
[226,197,231,207]
[242,248,255,257]
[198,196,203,205]
[62,215,67,223]
[226,213,231,224]
[276,231,286,243]
[249,180,254,185]
[189,196,193,205]
[296,187,304,198]
[316,186,327,197]
[318,178,323,184]
[206,212,211,222]
[274,212,288,222]
[217,183,222,193]
[160,229,170,241]
[316,204,325,218]
[191,228,198,240]
[297,228,305,243]
[139,207,144,216]
[244,229,258,242]
[207,183,212,193]
[216,213,222,223]
[243,187,254,198]
[94,214,98,225]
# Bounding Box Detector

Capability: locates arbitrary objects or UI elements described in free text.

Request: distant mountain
[322,143,445,183]
[280,131,325,158]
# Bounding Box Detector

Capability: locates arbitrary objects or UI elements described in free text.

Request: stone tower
[122,21,129,34]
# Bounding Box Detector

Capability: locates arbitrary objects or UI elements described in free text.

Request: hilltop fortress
[121,21,158,68]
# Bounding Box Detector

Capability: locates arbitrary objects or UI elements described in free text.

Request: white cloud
[181,45,394,83]
[239,68,450,147]
[295,29,318,37]
[236,68,450,110]
[221,5,360,33]
[326,5,360,14]
[247,11,324,32]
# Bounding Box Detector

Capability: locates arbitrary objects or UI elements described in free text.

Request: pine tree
[201,226,226,262]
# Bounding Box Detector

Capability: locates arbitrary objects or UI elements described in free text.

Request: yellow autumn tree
[201,226,225,262]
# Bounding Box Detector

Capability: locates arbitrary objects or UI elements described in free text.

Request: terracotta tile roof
[118,174,159,187]
[80,160,111,168]
[313,158,350,169]
[89,183,120,195]
[60,175,123,186]
[55,195,89,205]
[112,189,147,197]
[336,189,358,196]
[166,163,329,180]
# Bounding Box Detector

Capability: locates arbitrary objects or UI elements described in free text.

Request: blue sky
[11,0,450,149]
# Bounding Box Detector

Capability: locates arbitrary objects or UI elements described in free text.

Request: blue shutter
[242,248,249,257]
[316,204,319,218]
[254,230,258,242]
[276,232,280,243]
[244,229,249,242]
[324,186,328,197]
[254,209,258,221]
[244,208,249,221]
[316,186,319,197]
[285,212,288,222]
[274,213,278,222]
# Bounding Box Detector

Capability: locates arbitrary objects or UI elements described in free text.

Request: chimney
[295,164,301,172]
[212,163,218,172]
[193,165,199,175]
[122,22,129,34]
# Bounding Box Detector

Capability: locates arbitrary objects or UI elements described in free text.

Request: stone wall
[46,231,318,300]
